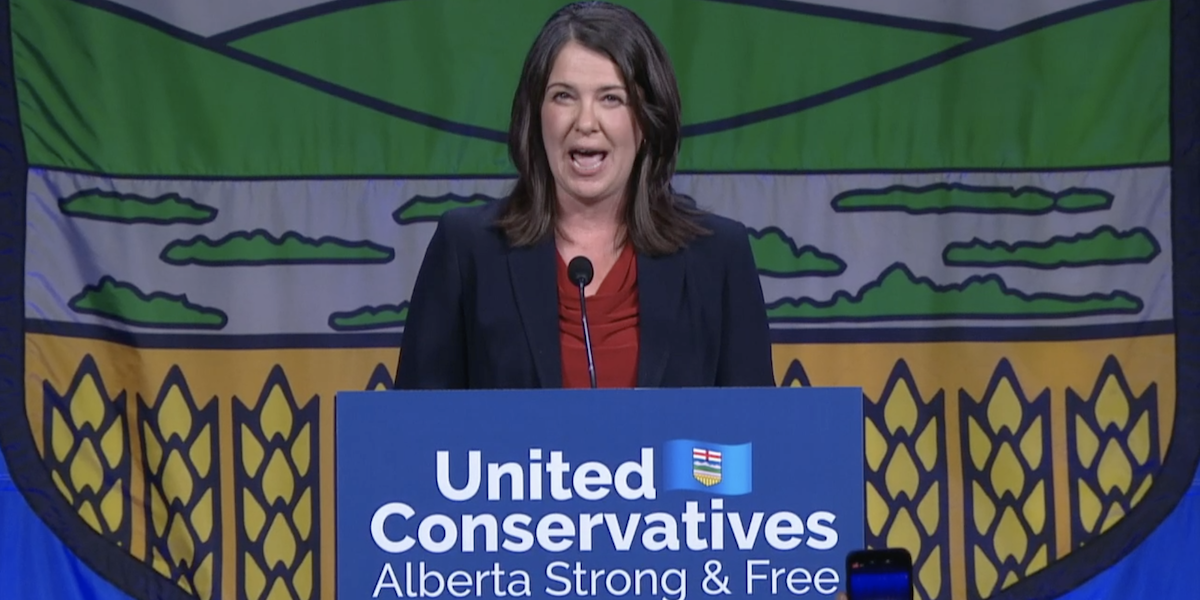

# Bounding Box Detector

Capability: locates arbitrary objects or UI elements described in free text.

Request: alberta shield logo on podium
[332,386,865,599]
[691,447,724,487]
[663,440,753,495]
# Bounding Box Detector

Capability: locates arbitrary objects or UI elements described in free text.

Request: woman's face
[541,40,643,212]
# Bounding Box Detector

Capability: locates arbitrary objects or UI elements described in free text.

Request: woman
[394,1,774,390]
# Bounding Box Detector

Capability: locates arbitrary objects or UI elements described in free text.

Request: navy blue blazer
[393,198,776,389]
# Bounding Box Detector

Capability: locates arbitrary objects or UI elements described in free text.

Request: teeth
[571,151,605,171]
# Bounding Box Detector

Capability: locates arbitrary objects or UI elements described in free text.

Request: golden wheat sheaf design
[775,336,1172,600]
[139,366,222,596]
[960,360,1055,597]
[25,338,398,600]
[866,361,949,600]
[28,334,1171,600]
[1067,356,1160,543]
[42,355,133,550]
[233,366,320,600]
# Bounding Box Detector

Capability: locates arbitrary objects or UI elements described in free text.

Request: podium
[334,387,864,599]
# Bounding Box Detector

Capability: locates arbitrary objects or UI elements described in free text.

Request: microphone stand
[576,280,598,389]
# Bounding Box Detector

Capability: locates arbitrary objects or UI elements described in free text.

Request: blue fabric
[1055,467,1200,600]
[0,450,132,600]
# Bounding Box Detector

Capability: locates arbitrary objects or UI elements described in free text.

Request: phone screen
[846,549,913,600]
[847,570,911,600]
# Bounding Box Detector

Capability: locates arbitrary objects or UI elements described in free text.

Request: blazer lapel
[507,237,562,388]
[637,250,685,387]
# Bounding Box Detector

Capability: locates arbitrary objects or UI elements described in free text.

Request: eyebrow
[546,82,627,93]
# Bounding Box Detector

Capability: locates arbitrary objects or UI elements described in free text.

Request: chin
[566,184,620,205]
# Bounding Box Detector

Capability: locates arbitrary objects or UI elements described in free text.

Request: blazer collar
[636,250,684,387]
[507,236,685,389]
[507,235,563,388]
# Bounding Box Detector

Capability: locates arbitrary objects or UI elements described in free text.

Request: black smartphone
[845,548,914,600]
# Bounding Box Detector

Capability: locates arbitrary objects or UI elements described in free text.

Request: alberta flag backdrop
[0,0,1197,599]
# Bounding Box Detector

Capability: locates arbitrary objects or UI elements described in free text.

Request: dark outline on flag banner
[992,0,1200,598]
[23,318,1178,349]
[0,2,192,599]
[25,161,1175,182]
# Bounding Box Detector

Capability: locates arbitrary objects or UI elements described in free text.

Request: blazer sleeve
[716,228,777,387]
[394,213,468,389]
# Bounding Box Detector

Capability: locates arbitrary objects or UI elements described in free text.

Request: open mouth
[570,149,608,173]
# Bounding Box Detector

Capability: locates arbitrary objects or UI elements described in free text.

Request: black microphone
[567,256,598,389]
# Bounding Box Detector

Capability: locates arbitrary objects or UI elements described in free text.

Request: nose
[574,100,598,133]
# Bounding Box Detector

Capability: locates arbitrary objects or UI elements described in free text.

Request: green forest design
[160,230,395,266]
[943,226,1160,268]
[831,183,1112,214]
[58,190,217,224]
[393,194,494,225]
[748,227,845,277]
[67,277,228,329]
[328,304,410,331]
[766,263,1143,322]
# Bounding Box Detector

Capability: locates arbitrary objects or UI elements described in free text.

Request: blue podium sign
[335,387,864,599]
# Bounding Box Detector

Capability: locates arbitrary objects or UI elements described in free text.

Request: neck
[555,193,626,249]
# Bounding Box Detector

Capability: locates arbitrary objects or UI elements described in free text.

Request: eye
[603,94,625,104]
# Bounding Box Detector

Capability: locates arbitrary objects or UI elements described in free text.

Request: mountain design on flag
[692,447,723,486]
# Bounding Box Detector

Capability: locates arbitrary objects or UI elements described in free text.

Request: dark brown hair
[496,1,710,256]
